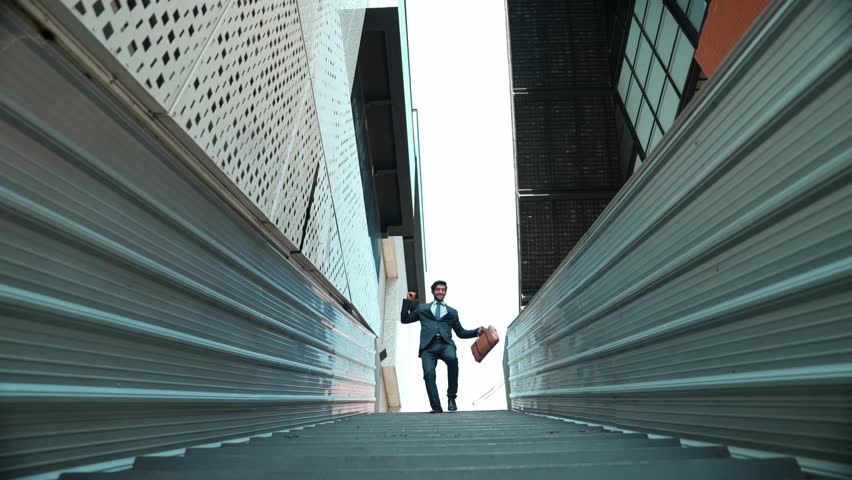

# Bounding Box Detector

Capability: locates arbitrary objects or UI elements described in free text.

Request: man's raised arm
[400,291,420,324]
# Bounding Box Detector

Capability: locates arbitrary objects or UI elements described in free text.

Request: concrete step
[185,436,681,457]
[62,457,803,480]
[253,430,632,444]
[289,423,597,431]
[284,428,599,437]
[272,430,603,440]
[311,423,577,431]
[204,437,683,455]
[58,411,803,480]
[327,415,565,425]
[132,446,729,470]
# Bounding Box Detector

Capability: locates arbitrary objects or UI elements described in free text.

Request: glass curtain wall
[676,0,710,33]
[616,0,708,164]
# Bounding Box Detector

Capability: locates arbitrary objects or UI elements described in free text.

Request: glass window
[618,60,632,99]
[688,0,707,32]
[676,0,690,14]
[656,11,679,68]
[658,79,680,130]
[636,100,654,149]
[648,123,664,154]
[646,57,666,111]
[626,19,641,63]
[635,37,653,86]
[670,30,695,89]
[634,0,649,23]
[644,1,664,42]
[627,77,643,123]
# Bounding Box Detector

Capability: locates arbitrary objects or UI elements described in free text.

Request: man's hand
[406,292,417,301]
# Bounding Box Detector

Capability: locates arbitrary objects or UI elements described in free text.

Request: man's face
[433,284,447,302]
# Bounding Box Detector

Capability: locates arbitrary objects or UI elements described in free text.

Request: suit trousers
[421,337,458,410]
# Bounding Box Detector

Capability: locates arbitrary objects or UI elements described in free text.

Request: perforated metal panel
[340,1,368,89]
[298,0,379,331]
[168,0,319,246]
[514,95,621,191]
[508,0,626,304]
[507,0,610,89]
[302,163,351,298]
[45,0,325,249]
[297,0,367,93]
[507,0,852,471]
[268,86,327,244]
[55,0,228,109]
[41,0,375,323]
[519,197,612,289]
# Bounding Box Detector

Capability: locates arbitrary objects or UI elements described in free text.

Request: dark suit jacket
[401,300,479,357]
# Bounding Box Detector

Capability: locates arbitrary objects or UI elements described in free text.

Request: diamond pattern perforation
[297,0,376,329]
[382,276,401,365]
[310,7,378,331]
[170,0,318,246]
[60,0,227,109]
[339,1,368,90]
[294,0,320,74]
[297,0,365,93]
[57,0,376,325]
[268,84,325,244]
[302,165,349,298]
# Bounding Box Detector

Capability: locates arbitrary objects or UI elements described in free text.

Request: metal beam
[518,189,619,200]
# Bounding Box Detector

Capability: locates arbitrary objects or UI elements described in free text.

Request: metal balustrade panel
[0,8,375,477]
[506,0,852,468]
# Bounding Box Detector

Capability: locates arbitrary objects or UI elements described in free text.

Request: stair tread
[57,411,802,480]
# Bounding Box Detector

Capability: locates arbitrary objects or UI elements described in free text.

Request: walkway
[62,411,802,479]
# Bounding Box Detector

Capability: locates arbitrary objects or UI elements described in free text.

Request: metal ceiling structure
[507,0,626,306]
[354,7,427,302]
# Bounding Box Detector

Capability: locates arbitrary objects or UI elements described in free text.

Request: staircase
[61,411,803,479]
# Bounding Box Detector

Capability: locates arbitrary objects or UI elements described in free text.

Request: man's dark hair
[430,280,447,292]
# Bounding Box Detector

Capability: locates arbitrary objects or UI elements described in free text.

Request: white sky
[395,0,518,412]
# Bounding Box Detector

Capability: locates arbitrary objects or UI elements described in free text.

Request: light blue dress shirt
[431,301,448,319]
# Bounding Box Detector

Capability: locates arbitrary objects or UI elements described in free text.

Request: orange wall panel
[695,0,770,77]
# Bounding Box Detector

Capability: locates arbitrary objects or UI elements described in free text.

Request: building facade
[508,0,769,307]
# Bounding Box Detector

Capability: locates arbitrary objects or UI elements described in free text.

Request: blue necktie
[435,302,442,319]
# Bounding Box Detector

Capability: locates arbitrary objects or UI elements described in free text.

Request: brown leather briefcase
[471,325,499,363]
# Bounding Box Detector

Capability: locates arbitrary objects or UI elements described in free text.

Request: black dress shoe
[448,399,457,412]
[429,407,443,414]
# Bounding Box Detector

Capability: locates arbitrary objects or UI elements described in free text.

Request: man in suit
[401,280,484,413]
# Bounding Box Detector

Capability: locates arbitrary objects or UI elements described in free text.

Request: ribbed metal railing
[0,9,375,478]
[506,0,851,474]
